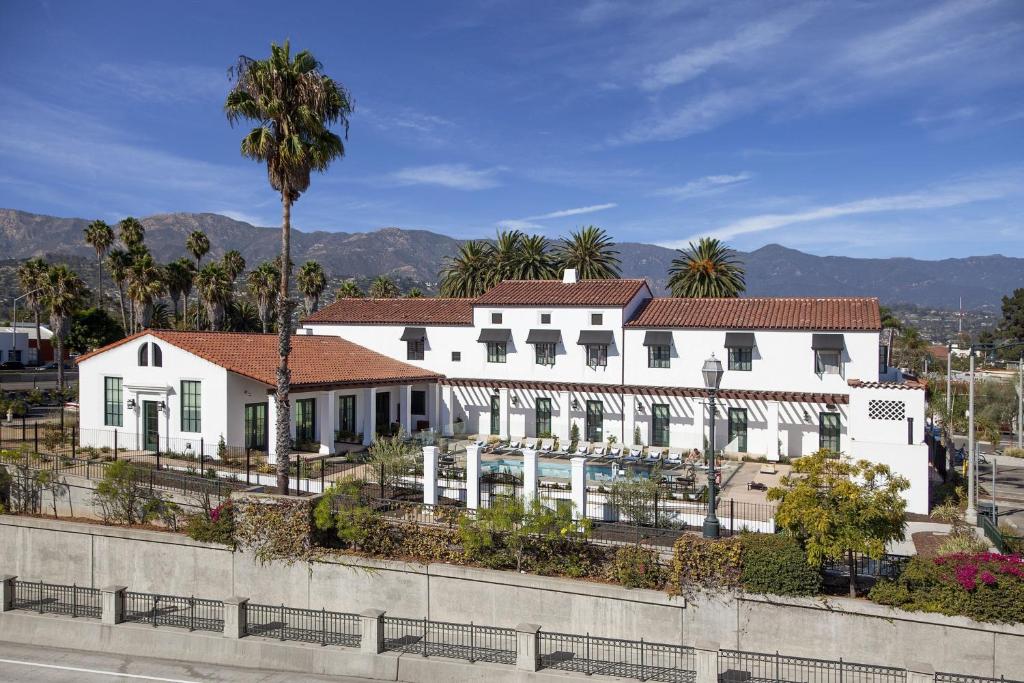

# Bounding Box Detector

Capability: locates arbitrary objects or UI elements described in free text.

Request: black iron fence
[245,603,361,647]
[936,674,1023,683]
[382,616,516,664]
[123,591,224,632]
[822,553,911,581]
[718,649,907,683]
[538,631,696,682]
[12,579,101,619]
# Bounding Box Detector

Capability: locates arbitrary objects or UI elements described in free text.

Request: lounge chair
[644,447,664,463]
[591,444,606,458]
[608,445,622,458]
[539,439,554,453]
[507,440,521,450]
[665,449,683,465]
[623,446,642,463]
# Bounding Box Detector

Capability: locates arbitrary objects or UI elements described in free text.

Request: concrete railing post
[570,456,587,520]
[223,596,249,639]
[906,662,934,683]
[466,445,481,511]
[522,448,538,506]
[694,640,718,683]
[0,575,15,611]
[516,622,541,672]
[101,586,126,625]
[360,609,386,654]
[422,446,438,506]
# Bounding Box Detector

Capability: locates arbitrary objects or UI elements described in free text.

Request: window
[151,344,162,367]
[244,403,267,450]
[651,403,670,447]
[540,312,551,325]
[338,395,356,435]
[819,412,841,453]
[728,347,752,371]
[411,390,426,415]
[535,342,556,366]
[138,343,149,366]
[491,312,503,324]
[585,400,603,442]
[487,342,507,363]
[180,380,201,433]
[535,398,552,437]
[103,377,122,427]
[648,345,670,368]
[586,344,607,368]
[490,394,500,435]
[295,398,316,444]
[407,339,424,361]
[451,351,461,362]
[590,313,603,326]
[879,345,889,374]
[815,350,841,375]
[728,408,748,452]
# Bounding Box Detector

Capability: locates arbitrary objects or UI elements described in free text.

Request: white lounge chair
[539,439,554,453]
[665,449,683,465]
[591,444,606,457]
[608,446,622,458]
[507,440,521,450]
[644,447,664,463]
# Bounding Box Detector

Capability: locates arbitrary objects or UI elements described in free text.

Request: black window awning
[526,329,561,344]
[577,330,614,345]
[643,331,672,347]
[724,332,755,348]
[400,327,426,342]
[812,333,845,350]
[477,328,512,343]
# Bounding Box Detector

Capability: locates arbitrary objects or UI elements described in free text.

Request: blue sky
[1,0,1022,258]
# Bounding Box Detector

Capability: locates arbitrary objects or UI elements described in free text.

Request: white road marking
[0,657,199,682]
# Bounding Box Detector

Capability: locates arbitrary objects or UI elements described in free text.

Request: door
[728,408,748,452]
[819,412,841,453]
[585,400,603,442]
[375,391,391,434]
[338,395,356,437]
[244,403,268,451]
[535,398,551,437]
[490,394,501,435]
[295,398,316,445]
[143,400,159,452]
[651,403,670,447]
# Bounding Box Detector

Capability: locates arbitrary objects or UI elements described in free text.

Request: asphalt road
[0,641,377,682]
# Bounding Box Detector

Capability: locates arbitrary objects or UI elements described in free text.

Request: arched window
[152,344,163,367]
[138,342,149,366]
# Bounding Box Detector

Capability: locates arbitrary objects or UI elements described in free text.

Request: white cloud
[94,63,226,103]
[652,173,752,200]
[524,203,618,220]
[389,164,503,190]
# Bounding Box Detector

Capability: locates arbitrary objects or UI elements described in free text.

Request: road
[0,641,377,682]
[951,434,1024,532]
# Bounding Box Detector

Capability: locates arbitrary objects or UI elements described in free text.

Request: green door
[375,391,391,434]
[585,400,603,442]
[244,403,267,451]
[651,404,670,447]
[143,400,159,451]
[490,394,501,435]
[728,408,748,452]
[338,395,356,436]
[535,398,551,437]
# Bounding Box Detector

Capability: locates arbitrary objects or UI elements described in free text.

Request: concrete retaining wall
[3,514,1023,676]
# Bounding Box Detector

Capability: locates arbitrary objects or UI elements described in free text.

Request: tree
[439,240,494,298]
[186,230,211,325]
[225,299,261,332]
[226,40,353,495]
[879,306,903,330]
[296,260,327,314]
[106,248,132,333]
[222,249,247,282]
[667,237,745,298]
[195,263,233,331]
[126,251,164,332]
[515,233,558,281]
[492,229,524,283]
[247,261,280,333]
[406,287,422,298]
[42,264,85,390]
[16,258,48,366]
[334,280,363,299]
[606,474,661,531]
[369,275,399,299]
[163,258,195,322]
[68,307,124,353]
[890,326,931,374]
[83,220,114,308]
[768,450,908,597]
[554,225,620,279]
[117,217,145,251]
[367,432,417,494]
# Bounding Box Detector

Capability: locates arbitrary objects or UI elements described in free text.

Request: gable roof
[303,298,475,326]
[626,297,881,331]
[76,330,443,389]
[474,279,650,307]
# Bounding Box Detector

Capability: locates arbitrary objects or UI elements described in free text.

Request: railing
[718,649,907,683]
[123,592,224,632]
[382,616,516,664]
[12,580,101,619]
[538,631,696,682]
[245,603,361,647]
[936,674,1024,683]
[822,553,911,580]
[979,515,1024,554]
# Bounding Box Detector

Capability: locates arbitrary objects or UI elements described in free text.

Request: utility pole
[1018,353,1023,450]
[946,342,953,475]
[966,349,977,524]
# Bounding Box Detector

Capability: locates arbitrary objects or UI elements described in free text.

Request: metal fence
[382,616,517,664]
[936,674,1023,683]
[123,592,224,632]
[822,553,911,580]
[245,603,361,647]
[12,579,101,619]
[718,650,907,683]
[538,631,696,682]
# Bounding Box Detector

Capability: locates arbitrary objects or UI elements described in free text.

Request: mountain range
[2,208,1020,310]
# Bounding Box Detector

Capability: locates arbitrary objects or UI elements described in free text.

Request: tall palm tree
[667,237,745,298]
[334,280,363,299]
[185,230,210,325]
[106,249,132,333]
[226,40,353,494]
[247,261,280,333]
[369,275,399,299]
[16,258,48,366]
[126,252,165,331]
[42,265,84,390]
[492,229,524,284]
[117,217,145,251]
[83,220,114,308]
[225,299,261,333]
[515,234,558,281]
[164,258,195,321]
[406,287,423,298]
[296,261,327,315]
[555,226,621,279]
[222,249,246,282]
[439,240,493,298]
[195,263,233,331]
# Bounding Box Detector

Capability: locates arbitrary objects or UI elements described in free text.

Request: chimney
[562,268,577,284]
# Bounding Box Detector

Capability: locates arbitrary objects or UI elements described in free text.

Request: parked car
[0,360,25,370]
[37,361,72,370]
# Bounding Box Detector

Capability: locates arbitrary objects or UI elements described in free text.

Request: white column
[570,456,587,520]
[766,401,780,462]
[318,391,336,455]
[499,387,511,439]
[432,382,442,434]
[401,384,413,435]
[556,391,571,443]
[466,444,481,510]
[623,393,636,446]
[422,446,438,506]
[267,393,278,463]
[522,448,538,506]
[693,397,705,452]
[443,384,455,436]
[364,387,376,446]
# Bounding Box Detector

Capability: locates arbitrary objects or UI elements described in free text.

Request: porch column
[432,382,442,434]
[318,391,336,455]
[423,446,438,506]
[400,384,412,435]
[364,387,376,446]
[623,393,636,446]
[466,444,481,510]
[692,396,705,452]
[522,447,538,506]
[766,401,780,462]
[499,387,511,439]
[267,393,278,464]
[570,456,586,521]
[442,384,455,437]
[556,391,571,443]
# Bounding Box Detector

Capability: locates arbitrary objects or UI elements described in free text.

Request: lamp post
[702,354,724,539]
[966,348,977,524]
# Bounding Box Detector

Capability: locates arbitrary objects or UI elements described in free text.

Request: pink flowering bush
[870,552,1024,623]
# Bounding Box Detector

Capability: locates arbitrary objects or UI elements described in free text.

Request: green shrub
[669,535,743,596]
[739,533,821,596]
[610,545,664,589]
[185,500,235,546]
[1003,447,1024,459]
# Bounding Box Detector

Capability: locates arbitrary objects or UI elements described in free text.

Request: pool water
[482,458,652,482]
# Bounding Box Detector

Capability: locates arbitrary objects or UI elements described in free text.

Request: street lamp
[702,353,724,539]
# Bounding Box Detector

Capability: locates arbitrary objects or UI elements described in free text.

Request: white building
[0,324,54,365]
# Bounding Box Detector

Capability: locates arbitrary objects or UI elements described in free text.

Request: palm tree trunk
[276,194,294,495]
[33,310,41,368]
[116,284,127,333]
[55,327,64,391]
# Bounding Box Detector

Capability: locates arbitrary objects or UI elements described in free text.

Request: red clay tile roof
[474,279,650,307]
[76,330,443,388]
[626,297,881,331]
[848,378,926,390]
[303,298,475,326]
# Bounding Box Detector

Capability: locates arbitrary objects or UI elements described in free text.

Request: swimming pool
[482,457,652,482]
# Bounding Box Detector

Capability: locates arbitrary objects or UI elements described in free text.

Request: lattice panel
[868,399,905,421]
